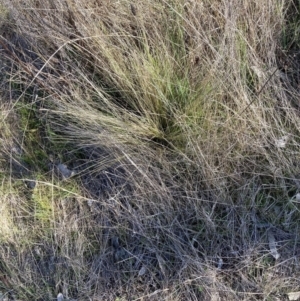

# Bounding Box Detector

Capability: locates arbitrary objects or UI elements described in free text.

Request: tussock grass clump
[1,0,300,300]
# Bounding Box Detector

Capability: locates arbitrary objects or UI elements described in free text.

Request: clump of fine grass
[1,0,300,300]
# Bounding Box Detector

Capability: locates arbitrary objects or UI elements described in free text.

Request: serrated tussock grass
[1,0,300,300]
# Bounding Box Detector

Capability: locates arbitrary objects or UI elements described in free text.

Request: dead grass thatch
[1,0,300,300]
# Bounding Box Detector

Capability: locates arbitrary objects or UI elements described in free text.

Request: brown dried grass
[0,0,300,300]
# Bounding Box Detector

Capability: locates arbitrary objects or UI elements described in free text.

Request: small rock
[57,293,64,301]
[87,199,94,207]
[25,179,36,189]
[217,258,223,270]
[288,291,300,301]
[138,265,147,277]
[57,163,75,179]
[275,135,289,148]
[11,146,22,155]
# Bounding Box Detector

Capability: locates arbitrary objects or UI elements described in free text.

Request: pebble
[57,163,75,179]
